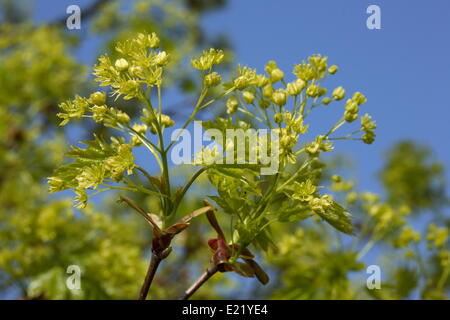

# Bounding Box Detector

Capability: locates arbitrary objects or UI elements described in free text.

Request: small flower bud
[281,134,296,150]
[91,105,108,123]
[243,90,255,104]
[332,175,341,183]
[262,85,273,99]
[310,157,324,169]
[264,60,277,74]
[318,87,327,97]
[352,92,367,105]
[322,97,331,105]
[117,111,130,124]
[233,77,248,90]
[132,123,148,134]
[361,114,377,131]
[344,110,358,123]
[346,192,357,204]
[192,48,224,70]
[345,99,359,113]
[274,112,283,124]
[272,89,287,106]
[204,72,222,87]
[153,51,169,65]
[131,135,143,147]
[115,58,129,71]
[332,86,346,100]
[305,142,320,157]
[306,84,320,98]
[226,96,238,114]
[328,65,338,75]
[89,91,106,106]
[160,114,174,127]
[254,75,269,87]
[362,131,375,144]
[286,79,306,96]
[270,68,284,82]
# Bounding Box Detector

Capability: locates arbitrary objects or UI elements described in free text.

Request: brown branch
[180,263,218,300]
[139,254,162,300]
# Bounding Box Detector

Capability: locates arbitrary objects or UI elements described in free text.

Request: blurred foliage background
[0,0,449,299]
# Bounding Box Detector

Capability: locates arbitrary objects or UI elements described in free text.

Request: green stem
[125,124,160,152]
[324,117,346,138]
[156,90,172,215]
[125,126,163,170]
[237,107,263,123]
[171,166,209,216]
[198,86,236,110]
[160,149,172,215]
[252,172,280,219]
[165,88,208,152]
[357,235,380,260]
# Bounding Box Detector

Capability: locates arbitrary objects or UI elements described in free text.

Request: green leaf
[48,135,135,209]
[208,196,235,215]
[278,205,312,222]
[66,134,115,162]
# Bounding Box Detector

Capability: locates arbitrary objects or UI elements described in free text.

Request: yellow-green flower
[115,58,129,71]
[306,84,320,98]
[272,89,287,106]
[226,96,239,114]
[191,48,224,70]
[332,86,346,101]
[89,91,106,105]
[270,68,284,83]
[204,72,222,87]
[352,92,367,105]
[243,90,255,104]
[328,65,338,74]
[286,79,306,96]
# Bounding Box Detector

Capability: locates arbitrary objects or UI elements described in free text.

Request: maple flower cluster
[49,31,377,250]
